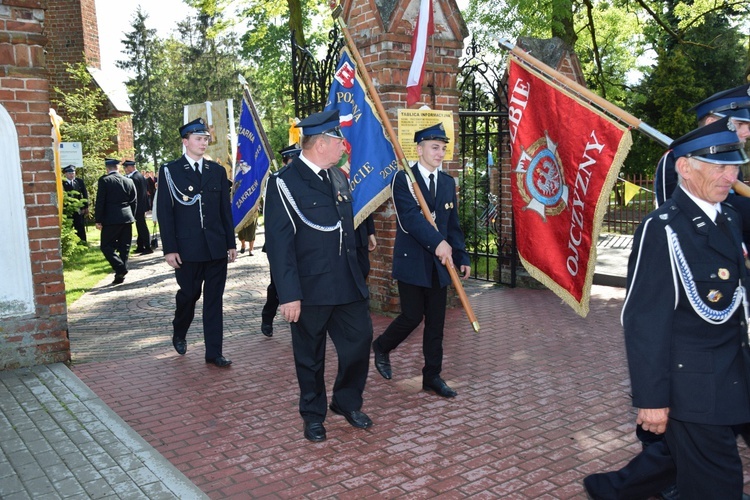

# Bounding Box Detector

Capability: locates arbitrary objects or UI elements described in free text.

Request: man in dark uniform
[371,123,471,398]
[654,83,750,207]
[264,110,373,442]
[260,144,301,337]
[95,158,136,285]
[585,117,750,499]
[62,164,89,242]
[157,118,236,368]
[123,159,153,255]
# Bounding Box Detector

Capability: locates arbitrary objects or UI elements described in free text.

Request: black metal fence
[603,174,655,234]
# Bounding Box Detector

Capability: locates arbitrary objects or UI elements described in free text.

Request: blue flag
[324,48,398,227]
[232,96,271,232]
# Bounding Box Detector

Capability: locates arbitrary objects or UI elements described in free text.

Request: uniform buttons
[677,364,683,369]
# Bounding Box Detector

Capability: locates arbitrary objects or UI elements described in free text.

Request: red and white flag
[406,0,434,106]
[508,58,632,317]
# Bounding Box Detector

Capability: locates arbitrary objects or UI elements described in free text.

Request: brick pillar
[497,37,586,287]
[340,0,469,314]
[0,0,70,369]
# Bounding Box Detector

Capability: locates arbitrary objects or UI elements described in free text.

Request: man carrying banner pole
[329,1,479,333]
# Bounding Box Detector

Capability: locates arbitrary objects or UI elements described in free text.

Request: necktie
[429,173,436,200]
[194,162,201,182]
[319,170,331,188]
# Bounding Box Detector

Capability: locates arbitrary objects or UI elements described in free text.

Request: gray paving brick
[126,465,159,486]
[24,436,54,456]
[60,451,91,471]
[22,475,56,496]
[32,450,63,469]
[85,452,119,471]
[140,481,181,499]
[13,460,48,481]
[7,448,34,468]
[3,492,32,500]
[81,477,117,499]
[113,453,146,472]
[68,465,103,485]
[52,475,87,498]
[0,473,24,495]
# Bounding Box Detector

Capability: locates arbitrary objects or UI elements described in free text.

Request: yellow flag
[623,179,641,206]
[288,117,300,146]
[49,109,64,225]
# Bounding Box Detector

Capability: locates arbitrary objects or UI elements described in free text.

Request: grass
[62,226,112,306]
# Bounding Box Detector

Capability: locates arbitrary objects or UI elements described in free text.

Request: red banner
[508,58,632,317]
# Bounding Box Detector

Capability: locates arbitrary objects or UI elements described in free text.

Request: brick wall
[0,0,70,369]
[342,0,469,314]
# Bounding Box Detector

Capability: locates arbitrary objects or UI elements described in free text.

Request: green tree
[53,60,123,214]
[118,8,167,171]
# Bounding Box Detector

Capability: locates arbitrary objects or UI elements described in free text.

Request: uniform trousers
[134,212,150,251]
[100,223,132,275]
[376,272,447,379]
[664,418,743,500]
[72,212,87,242]
[261,276,279,326]
[172,258,228,360]
[291,298,372,423]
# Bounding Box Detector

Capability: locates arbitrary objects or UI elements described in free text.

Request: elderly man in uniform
[264,111,372,442]
[585,116,750,499]
[654,84,750,206]
[123,159,153,255]
[371,123,471,398]
[157,118,236,368]
[95,158,136,285]
[62,164,89,242]
[260,144,302,338]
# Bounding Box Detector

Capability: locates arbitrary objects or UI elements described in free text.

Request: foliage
[461,0,750,175]
[118,8,168,171]
[52,60,123,213]
[59,192,89,264]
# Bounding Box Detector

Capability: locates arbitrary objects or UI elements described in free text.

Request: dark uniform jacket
[156,155,235,262]
[95,172,136,225]
[264,157,368,306]
[622,186,750,425]
[391,164,470,288]
[63,177,88,208]
[129,170,151,216]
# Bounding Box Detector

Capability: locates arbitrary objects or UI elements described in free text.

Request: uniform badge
[183,195,189,201]
[717,268,730,280]
[707,290,723,302]
[337,193,343,202]
[188,186,194,192]
[445,203,449,210]
[659,214,668,220]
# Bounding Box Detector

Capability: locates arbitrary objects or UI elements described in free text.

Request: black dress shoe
[303,422,326,442]
[206,356,232,367]
[372,341,392,380]
[422,377,457,398]
[261,323,273,337]
[141,248,154,255]
[329,402,373,429]
[112,274,125,285]
[172,338,187,355]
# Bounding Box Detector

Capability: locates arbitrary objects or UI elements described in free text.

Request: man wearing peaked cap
[279,144,302,165]
[585,116,750,499]
[62,164,89,242]
[122,160,152,255]
[258,144,303,338]
[95,157,136,285]
[157,116,236,368]
[264,109,372,442]
[372,122,470,399]
[655,83,750,206]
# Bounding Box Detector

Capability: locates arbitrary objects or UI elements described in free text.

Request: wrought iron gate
[291,26,343,118]
[457,39,513,285]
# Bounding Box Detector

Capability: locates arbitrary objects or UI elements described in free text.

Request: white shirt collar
[185,154,203,171]
[679,185,722,222]
[298,152,324,176]
[416,162,438,190]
